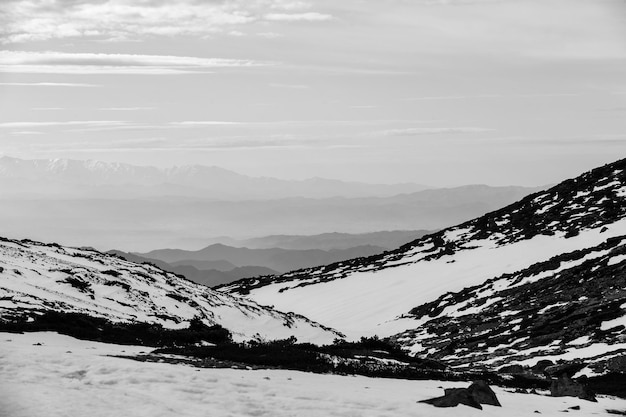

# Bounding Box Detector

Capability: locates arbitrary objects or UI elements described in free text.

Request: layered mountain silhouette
[111,231,432,287]
[137,244,386,273]
[0,156,543,251]
[192,230,431,251]
[109,249,280,288]
[220,158,626,376]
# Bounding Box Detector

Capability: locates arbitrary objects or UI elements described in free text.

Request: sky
[0,0,625,187]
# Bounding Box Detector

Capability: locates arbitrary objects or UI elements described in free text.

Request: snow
[244,219,626,339]
[0,239,339,344]
[608,253,626,266]
[2,332,625,417]
[497,341,626,367]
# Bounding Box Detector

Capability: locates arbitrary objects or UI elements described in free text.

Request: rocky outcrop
[420,380,501,410]
[545,362,596,402]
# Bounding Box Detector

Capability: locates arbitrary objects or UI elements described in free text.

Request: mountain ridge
[0,155,430,200]
[218,158,626,375]
[0,237,340,344]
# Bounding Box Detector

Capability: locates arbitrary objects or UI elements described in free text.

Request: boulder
[550,374,596,402]
[421,388,483,410]
[420,380,501,409]
[499,364,525,374]
[544,362,586,379]
[532,360,555,374]
[467,380,502,406]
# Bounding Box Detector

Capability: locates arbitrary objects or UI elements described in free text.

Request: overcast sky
[0,0,625,186]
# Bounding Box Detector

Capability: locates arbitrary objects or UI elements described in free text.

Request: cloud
[269,83,310,89]
[257,32,283,39]
[404,93,580,101]
[0,121,129,128]
[0,0,333,43]
[264,12,333,22]
[0,82,98,87]
[380,127,495,136]
[7,130,44,135]
[0,50,270,74]
[99,107,155,111]
[169,121,244,126]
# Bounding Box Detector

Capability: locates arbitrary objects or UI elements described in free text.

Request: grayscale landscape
[1,0,626,416]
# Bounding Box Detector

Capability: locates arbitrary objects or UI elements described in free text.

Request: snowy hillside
[220,159,626,355]
[392,234,626,375]
[3,332,625,417]
[0,237,340,344]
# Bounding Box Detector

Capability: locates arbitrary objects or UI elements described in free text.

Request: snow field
[247,219,626,339]
[1,332,625,417]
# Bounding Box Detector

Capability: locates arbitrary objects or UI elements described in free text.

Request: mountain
[198,230,432,251]
[0,155,429,200]
[219,158,626,373]
[0,184,543,251]
[0,237,340,344]
[138,244,387,273]
[390,235,626,376]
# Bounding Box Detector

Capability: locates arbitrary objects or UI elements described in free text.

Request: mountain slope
[0,238,340,344]
[219,159,626,349]
[392,235,626,375]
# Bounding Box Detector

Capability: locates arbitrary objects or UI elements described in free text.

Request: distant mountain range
[107,250,277,287]
[110,231,432,287]
[0,155,429,200]
[0,156,544,251]
[195,230,432,251]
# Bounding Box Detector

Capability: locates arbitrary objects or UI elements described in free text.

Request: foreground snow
[1,332,625,417]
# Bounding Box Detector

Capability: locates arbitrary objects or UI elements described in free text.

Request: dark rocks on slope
[420,380,501,410]
[550,375,596,402]
[544,363,596,402]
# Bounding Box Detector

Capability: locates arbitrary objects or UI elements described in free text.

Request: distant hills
[0,155,429,200]
[197,230,432,251]
[0,155,544,251]
[111,230,431,287]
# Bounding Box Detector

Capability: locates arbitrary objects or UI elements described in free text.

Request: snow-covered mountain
[219,159,626,371]
[0,237,340,344]
[0,155,428,200]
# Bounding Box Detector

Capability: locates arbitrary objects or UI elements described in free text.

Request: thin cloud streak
[264,12,333,22]
[0,51,272,75]
[380,127,495,136]
[404,93,581,101]
[0,82,99,87]
[0,121,129,128]
[100,107,155,111]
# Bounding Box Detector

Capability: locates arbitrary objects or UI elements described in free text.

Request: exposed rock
[467,380,502,407]
[550,374,596,402]
[499,364,526,374]
[420,380,501,409]
[544,362,587,379]
[421,387,483,409]
[532,360,555,374]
